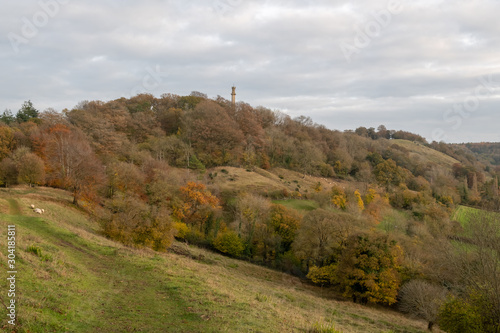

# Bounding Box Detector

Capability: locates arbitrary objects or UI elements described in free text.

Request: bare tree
[44,125,104,205]
[399,280,447,331]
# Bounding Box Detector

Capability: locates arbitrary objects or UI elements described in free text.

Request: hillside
[1,95,499,332]
[0,186,432,333]
[390,140,460,170]
[461,142,500,166]
[207,166,345,197]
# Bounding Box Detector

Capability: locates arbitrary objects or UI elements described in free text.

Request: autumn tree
[157,107,183,135]
[0,158,17,187]
[213,231,245,257]
[102,195,174,251]
[293,140,326,176]
[176,182,221,233]
[43,124,104,205]
[235,104,265,166]
[269,204,301,252]
[265,127,296,168]
[294,209,358,267]
[106,161,146,198]
[354,189,364,211]
[235,193,271,245]
[147,135,191,166]
[17,152,45,187]
[0,126,15,159]
[145,166,181,207]
[335,232,403,305]
[331,185,347,210]
[66,101,129,156]
[182,101,244,165]
[377,125,391,139]
[373,159,406,188]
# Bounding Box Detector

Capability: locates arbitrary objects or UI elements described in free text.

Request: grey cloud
[1,0,499,142]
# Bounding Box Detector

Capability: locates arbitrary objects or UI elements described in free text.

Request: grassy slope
[209,140,459,199]
[209,166,347,192]
[452,205,500,229]
[0,187,430,333]
[391,140,460,169]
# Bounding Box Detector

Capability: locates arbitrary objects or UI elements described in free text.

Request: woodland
[1,93,500,332]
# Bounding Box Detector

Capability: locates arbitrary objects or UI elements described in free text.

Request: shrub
[439,296,484,333]
[213,231,244,257]
[27,244,43,257]
[27,245,52,262]
[306,264,337,286]
[173,222,190,240]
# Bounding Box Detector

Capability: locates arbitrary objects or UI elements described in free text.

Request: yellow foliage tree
[173,222,190,240]
[334,232,403,305]
[331,185,347,210]
[213,231,245,257]
[354,189,364,211]
[269,204,301,251]
[306,264,337,286]
[364,188,377,204]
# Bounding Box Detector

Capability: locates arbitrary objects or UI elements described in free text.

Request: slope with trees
[1,93,500,331]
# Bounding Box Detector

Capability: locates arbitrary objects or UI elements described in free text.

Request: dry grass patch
[392,139,459,168]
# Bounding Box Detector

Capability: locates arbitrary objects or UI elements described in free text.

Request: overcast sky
[2,0,500,143]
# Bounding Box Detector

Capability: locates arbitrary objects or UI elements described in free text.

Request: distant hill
[459,142,500,166]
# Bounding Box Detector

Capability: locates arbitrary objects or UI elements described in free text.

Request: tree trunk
[72,189,78,206]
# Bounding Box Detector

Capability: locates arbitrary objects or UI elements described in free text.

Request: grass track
[7,198,21,215]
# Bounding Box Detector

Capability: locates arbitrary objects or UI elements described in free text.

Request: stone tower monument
[231,86,236,107]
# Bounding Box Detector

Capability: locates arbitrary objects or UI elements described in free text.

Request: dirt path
[6,198,21,215]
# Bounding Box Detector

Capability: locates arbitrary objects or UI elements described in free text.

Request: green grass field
[452,205,500,227]
[0,187,430,332]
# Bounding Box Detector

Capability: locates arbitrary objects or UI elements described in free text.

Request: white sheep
[30,204,35,209]
[34,208,43,214]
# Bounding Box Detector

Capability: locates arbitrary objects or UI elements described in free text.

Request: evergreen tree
[16,100,39,122]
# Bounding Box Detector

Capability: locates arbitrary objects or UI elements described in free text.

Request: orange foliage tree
[176,182,221,232]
